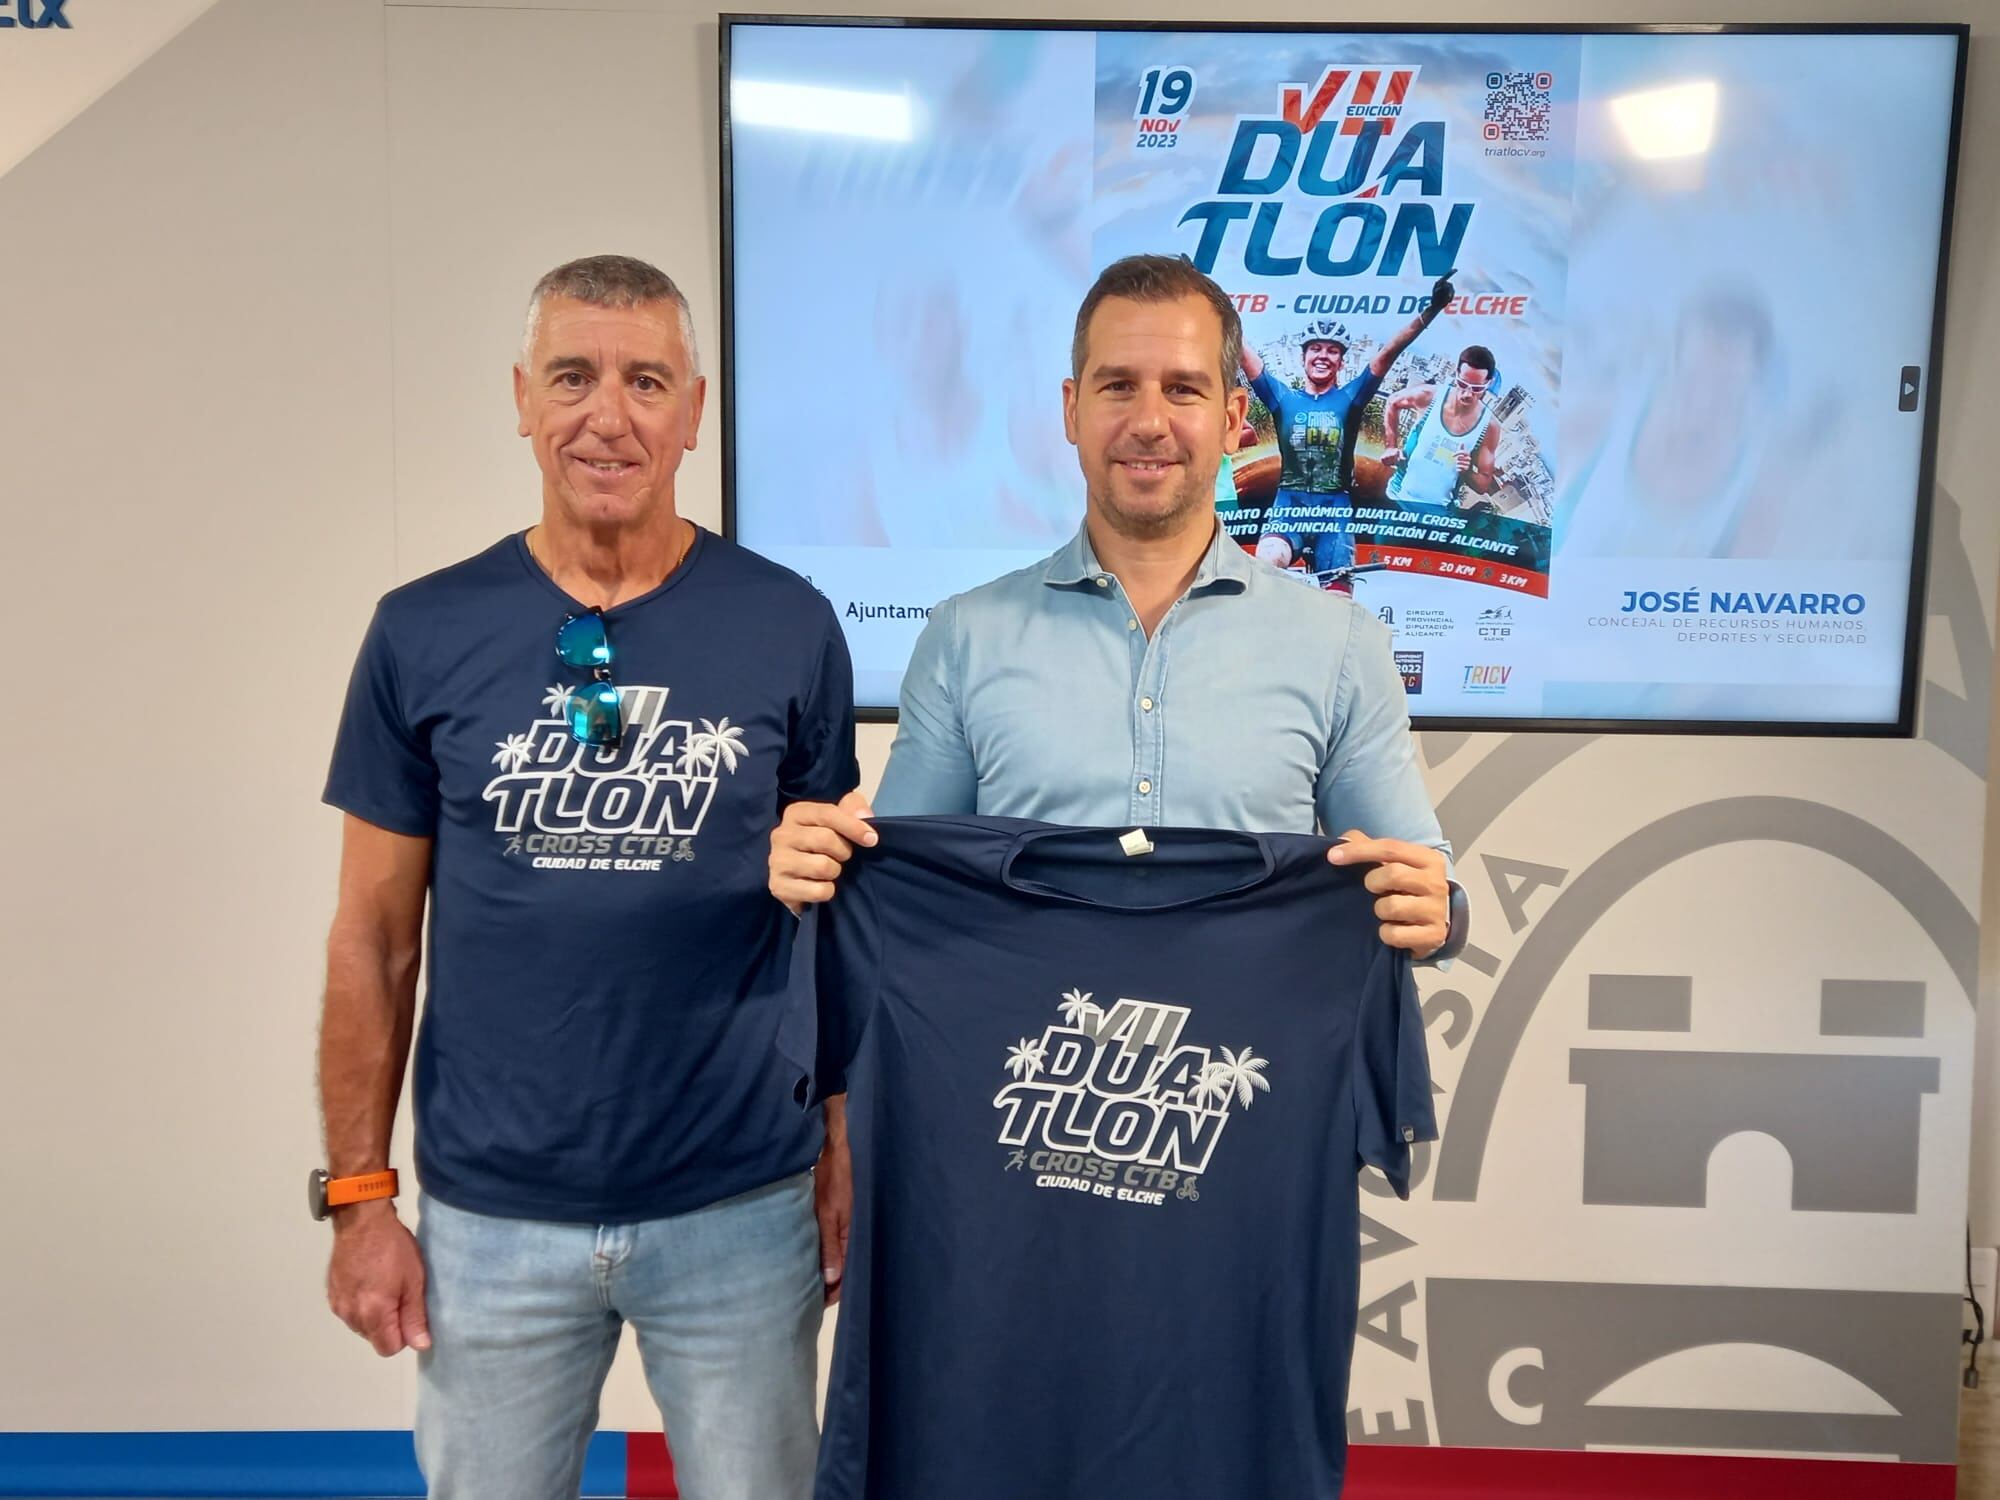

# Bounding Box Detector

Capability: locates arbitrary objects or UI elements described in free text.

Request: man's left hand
[1426,273,1456,318]
[815,1097,853,1306]
[1328,830,1450,956]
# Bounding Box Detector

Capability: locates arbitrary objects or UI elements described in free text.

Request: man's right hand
[326,1202,430,1357]
[769,790,878,912]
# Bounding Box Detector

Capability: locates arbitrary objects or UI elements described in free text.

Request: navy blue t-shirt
[783,816,1436,1500]
[325,528,857,1223]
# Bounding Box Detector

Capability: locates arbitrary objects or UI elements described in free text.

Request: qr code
[1483,70,1553,143]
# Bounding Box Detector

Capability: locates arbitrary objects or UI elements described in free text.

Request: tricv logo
[0,0,72,26]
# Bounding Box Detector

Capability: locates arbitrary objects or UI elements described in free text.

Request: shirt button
[1141,697,1154,712]
[1138,779,1152,795]
[1094,576,1109,588]
[1127,617,1138,631]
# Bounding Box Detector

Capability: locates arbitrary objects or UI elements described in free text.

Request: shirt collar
[1040,525,1099,589]
[1042,518,1252,597]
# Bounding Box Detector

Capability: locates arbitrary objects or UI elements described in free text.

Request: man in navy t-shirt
[1240,278,1454,579]
[316,255,857,1500]
[784,817,1437,1499]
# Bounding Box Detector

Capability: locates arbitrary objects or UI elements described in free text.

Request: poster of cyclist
[1091,33,1571,606]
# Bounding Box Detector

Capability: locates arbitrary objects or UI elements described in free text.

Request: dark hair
[1458,345,1498,378]
[522,254,699,375]
[1071,254,1242,389]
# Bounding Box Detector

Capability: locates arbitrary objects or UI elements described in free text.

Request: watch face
[308,1168,330,1222]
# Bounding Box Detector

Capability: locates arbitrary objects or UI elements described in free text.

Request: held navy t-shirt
[783,816,1437,1500]
[325,528,858,1223]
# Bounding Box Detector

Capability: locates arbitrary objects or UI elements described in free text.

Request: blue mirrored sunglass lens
[556,613,612,670]
[566,681,622,745]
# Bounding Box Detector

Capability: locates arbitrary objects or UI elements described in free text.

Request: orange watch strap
[325,1169,399,1207]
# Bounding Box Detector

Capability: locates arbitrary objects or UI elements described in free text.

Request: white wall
[0,0,404,1428]
[0,0,1994,1444]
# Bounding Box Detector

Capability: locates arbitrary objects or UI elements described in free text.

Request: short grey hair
[1071,254,1242,391]
[520,254,701,377]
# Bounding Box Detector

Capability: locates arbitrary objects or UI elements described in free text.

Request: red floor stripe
[1345,1445,1956,1498]
[624,1432,678,1499]
[615,1434,1951,1499]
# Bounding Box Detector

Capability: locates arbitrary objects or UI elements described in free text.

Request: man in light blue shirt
[769,255,1463,1296]
[871,514,1446,847]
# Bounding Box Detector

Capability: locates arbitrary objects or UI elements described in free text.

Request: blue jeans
[414,1173,822,1500]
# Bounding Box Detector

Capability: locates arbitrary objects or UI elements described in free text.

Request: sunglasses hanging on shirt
[555,608,622,747]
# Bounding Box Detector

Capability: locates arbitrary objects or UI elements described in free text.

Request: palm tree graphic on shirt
[541,684,571,717]
[491,733,534,773]
[1057,988,1103,1030]
[1004,1037,1048,1082]
[678,717,748,777]
[1198,1047,1271,1112]
[1190,1066,1232,1113]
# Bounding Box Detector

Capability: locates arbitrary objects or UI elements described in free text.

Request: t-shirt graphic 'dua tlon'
[784,815,1437,1500]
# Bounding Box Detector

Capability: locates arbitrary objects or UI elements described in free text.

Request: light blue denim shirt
[875,522,1464,954]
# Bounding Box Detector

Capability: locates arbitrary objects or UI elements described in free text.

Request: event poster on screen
[728,26,1956,725]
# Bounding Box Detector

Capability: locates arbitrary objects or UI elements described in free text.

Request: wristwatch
[308,1168,399,1221]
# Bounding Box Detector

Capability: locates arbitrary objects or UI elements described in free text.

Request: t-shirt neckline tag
[1118,828,1155,858]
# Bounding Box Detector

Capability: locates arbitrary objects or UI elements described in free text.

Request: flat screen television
[722,19,1966,731]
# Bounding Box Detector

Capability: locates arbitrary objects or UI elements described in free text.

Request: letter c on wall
[1489,1346,1545,1426]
